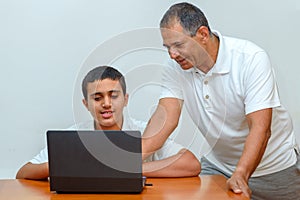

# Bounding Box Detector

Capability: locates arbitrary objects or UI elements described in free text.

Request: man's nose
[169,48,179,59]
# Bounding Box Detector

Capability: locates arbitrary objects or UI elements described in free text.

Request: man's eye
[175,43,183,48]
[111,95,118,99]
[94,97,101,101]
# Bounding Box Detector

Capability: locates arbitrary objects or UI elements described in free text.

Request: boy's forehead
[87,79,122,93]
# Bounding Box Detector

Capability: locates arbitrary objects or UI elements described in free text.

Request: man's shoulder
[222,34,265,55]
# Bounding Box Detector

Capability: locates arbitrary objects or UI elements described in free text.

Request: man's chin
[179,64,194,71]
[177,61,193,70]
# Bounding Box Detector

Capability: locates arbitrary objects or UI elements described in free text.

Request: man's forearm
[142,119,178,160]
[227,108,272,197]
[142,98,182,160]
[234,128,271,180]
[234,108,272,179]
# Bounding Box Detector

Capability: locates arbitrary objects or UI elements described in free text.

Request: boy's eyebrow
[89,90,121,97]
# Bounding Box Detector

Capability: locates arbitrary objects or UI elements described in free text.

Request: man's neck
[209,33,219,63]
[197,33,219,74]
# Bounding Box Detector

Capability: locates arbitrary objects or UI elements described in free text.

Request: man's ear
[124,93,129,106]
[196,26,210,43]
[82,99,89,110]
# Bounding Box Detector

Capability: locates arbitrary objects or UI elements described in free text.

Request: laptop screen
[47,130,143,193]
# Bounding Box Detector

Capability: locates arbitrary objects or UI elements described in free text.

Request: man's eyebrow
[163,41,183,49]
[172,41,183,46]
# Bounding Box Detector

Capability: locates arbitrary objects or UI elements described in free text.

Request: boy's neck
[93,119,123,131]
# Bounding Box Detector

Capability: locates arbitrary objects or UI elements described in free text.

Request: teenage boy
[16,66,201,179]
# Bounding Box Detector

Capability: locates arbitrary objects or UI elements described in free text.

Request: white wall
[1,0,299,178]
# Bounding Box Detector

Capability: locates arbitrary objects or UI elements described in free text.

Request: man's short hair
[82,66,126,100]
[160,2,211,36]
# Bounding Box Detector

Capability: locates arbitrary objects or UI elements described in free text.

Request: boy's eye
[111,95,118,99]
[94,97,101,101]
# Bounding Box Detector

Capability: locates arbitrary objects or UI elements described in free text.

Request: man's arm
[16,162,49,180]
[227,108,272,198]
[143,149,201,177]
[142,98,183,160]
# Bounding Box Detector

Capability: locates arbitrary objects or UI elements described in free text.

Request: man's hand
[227,172,252,198]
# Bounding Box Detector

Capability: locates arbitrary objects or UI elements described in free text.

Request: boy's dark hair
[82,66,126,100]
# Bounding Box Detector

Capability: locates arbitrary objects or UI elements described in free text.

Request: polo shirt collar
[210,30,230,75]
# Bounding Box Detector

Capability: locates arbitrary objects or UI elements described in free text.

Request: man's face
[83,79,128,130]
[161,23,209,70]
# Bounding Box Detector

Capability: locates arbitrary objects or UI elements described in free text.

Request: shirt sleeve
[28,122,94,164]
[243,51,281,114]
[29,147,48,164]
[151,139,185,161]
[159,60,184,100]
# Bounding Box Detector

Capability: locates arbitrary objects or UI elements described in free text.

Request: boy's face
[82,79,128,130]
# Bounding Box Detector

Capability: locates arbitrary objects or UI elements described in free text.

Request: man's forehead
[161,28,190,45]
[161,20,186,33]
[162,23,190,36]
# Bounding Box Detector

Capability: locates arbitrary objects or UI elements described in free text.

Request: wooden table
[0,175,249,200]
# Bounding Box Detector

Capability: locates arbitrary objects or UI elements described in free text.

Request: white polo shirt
[160,30,298,177]
[30,116,184,164]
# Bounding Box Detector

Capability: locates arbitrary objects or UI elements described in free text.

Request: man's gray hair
[160,2,211,36]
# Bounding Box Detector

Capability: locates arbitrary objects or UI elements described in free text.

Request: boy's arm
[16,162,49,180]
[142,149,201,177]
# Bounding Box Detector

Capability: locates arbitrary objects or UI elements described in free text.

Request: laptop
[46,130,145,193]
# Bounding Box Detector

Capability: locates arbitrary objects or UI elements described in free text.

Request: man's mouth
[177,58,186,65]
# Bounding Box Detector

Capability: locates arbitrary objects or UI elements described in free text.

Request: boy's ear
[124,93,129,106]
[82,99,89,110]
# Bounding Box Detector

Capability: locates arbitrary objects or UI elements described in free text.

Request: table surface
[0,175,249,200]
